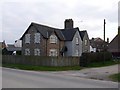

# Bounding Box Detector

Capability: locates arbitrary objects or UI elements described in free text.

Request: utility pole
[104,19,106,42]
[103,19,106,64]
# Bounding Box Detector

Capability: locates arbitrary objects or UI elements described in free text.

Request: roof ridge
[31,22,60,30]
[80,30,87,32]
[109,34,118,44]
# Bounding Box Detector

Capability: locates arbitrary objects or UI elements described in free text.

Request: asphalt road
[2,68,118,88]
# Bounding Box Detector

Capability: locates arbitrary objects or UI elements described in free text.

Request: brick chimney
[64,19,73,29]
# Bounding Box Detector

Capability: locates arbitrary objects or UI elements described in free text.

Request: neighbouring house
[0,41,6,49]
[1,40,22,55]
[108,27,120,58]
[6,44,21,55]
[20,19,90,56]
[90,45,96,52]
[1,41,8,55]
[90,37,109,52]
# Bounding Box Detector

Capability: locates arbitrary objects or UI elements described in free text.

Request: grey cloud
[2,0,118,43]
[73,2,118,23]
[119,1,120,26]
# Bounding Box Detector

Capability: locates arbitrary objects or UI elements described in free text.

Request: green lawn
[109,73,120,82]
[86,60,119,68]
[2,63,82,71]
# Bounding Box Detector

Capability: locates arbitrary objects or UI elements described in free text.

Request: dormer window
[25,34,30,44]
[34,33,40,43]
[50,35,57,44]
[76,38,79,44]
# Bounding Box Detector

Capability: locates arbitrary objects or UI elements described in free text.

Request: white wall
[72,30,82,56]
[14,40,22,47]
[65,41,72,56]
[90,46,96,52]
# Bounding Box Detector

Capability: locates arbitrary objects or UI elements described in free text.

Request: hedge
[80,52,112,66]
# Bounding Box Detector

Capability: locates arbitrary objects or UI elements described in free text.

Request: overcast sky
[0,0,119,44]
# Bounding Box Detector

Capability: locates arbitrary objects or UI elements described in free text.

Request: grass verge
[109,73,120,82]
[86,60,119,68]
[2,63,82,71]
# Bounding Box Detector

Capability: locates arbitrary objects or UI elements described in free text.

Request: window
[50,35,57,43]
[49,49,57,56]
[85,40,87,45]
[34,49,40,56]
[34,33,40,43]
[76,38,79,44]
[25,34,30,44]
[75,50,79,56]
[25,48,30,55]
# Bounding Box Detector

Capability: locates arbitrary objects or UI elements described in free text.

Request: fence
[2,55,80,66]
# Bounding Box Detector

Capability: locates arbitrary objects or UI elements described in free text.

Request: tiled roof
[61,28,78,41]
[79,30,86,41]
[6,44,21,51]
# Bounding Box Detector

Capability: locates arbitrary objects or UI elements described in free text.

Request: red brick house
[20,23,65,56]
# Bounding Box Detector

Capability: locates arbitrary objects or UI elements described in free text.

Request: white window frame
[25,48,30,55]
[76,37,79,45]
[85,40,87,45]
[75,50,79,56]
[50,35,57,44]
[34,48,40,56]
[25,34,30,44]
[34,33,40,43]
[49,49,58,56]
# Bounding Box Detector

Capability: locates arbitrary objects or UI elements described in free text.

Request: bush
[80,52,112,67]
[16,51,21,55]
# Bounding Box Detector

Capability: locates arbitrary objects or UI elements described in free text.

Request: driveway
[52,64,119,81]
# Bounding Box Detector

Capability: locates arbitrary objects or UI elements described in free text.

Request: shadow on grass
[2,63,82,71]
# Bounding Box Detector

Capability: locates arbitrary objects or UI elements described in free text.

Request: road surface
[2,68,118,88]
